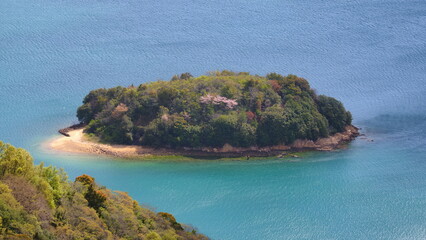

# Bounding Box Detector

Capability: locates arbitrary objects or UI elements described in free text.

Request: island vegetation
[0,141,208,240]
[75,71,354,152]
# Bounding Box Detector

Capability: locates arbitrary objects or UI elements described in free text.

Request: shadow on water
[359,114,426,135]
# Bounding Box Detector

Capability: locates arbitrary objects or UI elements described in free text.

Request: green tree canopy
[77,71,352,147]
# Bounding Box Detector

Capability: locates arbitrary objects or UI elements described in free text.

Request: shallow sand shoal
[47,129,152,158]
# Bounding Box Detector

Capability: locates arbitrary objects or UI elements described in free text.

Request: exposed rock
[58,123,85,137]
[271,145,291,151]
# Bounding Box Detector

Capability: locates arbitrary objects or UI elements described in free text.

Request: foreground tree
[0,141,208,240]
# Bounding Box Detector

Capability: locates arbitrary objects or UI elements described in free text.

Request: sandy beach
[47,129,154,158]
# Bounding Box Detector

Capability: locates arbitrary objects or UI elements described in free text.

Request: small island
[50,71,359,158]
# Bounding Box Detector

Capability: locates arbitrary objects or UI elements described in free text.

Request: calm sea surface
[1,0,425,239]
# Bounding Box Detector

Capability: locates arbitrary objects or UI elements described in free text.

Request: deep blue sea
[1,0,426,239]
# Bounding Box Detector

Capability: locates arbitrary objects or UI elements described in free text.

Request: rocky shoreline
[51,125,359,159]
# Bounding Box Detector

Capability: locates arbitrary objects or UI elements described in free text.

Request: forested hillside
[77,71,352,148]
[0,141,207,240]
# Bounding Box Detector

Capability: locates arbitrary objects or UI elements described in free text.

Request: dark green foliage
[75,175,107,211]
[158,212,184,231]
[316,95,352,134]
[157,87,178,107]
[202,113,256,147]
[142,114,203,148]
[180,72,193,80]
[0,142,208,240]
[266,72,285,81]
[82,185,106,212]
[257,105,291,146]
[77,71,352,148]
[86,103,134,144]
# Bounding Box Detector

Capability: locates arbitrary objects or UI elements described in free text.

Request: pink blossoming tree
[200,94,238,109]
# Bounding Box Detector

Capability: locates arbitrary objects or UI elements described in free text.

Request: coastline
[46,125,359,159]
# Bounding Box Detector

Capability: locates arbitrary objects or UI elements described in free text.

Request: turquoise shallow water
[1,0,426,239]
